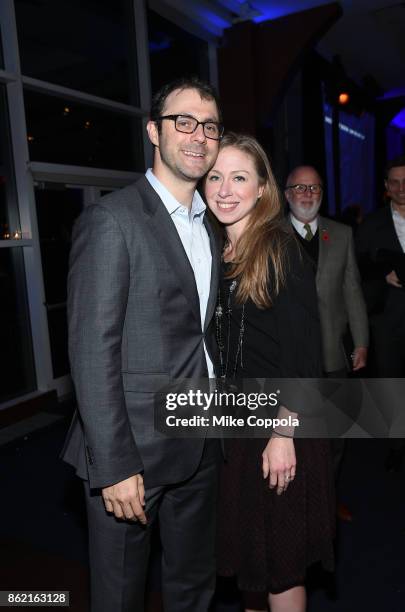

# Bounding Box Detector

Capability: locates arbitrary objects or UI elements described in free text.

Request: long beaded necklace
[215,277,245,379]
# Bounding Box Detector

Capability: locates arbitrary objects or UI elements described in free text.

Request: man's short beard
[159,147,212,182]
[289,198,322,223]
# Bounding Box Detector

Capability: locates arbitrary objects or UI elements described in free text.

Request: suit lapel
[316,216,330,283]
[203,215,220,332]
[382,206,403,252]
[136,177,201,325]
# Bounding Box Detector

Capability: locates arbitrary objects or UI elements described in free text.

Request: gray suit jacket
[315,216,369,372]
[61,176,220,490]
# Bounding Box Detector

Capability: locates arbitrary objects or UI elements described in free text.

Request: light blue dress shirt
[146,168,214,377]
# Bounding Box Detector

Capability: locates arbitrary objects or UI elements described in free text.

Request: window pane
[0,248,36,403]
[35,184,84,378]
[323,97,376,216]
[24,90,144,171]
[15,0,139,105]
[47,308,69,379]
[147,9,210,95]
[0,86,20,239]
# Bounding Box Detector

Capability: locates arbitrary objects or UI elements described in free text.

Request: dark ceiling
[163,0,405,95]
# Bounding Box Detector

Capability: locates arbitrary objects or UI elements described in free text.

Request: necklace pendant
[215,304,223,318]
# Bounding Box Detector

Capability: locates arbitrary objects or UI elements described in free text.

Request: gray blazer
[315,216,368,372]
[61,176,220,490]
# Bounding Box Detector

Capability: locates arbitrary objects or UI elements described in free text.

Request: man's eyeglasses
[286,184,323,195]
[157,114,224,141]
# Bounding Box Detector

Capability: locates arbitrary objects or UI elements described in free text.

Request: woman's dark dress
[217,240,335,595]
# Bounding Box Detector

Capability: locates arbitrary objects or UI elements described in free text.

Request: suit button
[86,445,94,465]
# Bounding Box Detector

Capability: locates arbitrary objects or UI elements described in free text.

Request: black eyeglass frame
[157,114,224,141]
[285,183,323,194]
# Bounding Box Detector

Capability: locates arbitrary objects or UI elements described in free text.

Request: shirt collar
[146,168,206,219]
[391,201,405,223]
[290,213,318,234]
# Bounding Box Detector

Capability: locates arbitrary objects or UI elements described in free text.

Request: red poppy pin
[321,230,329,242]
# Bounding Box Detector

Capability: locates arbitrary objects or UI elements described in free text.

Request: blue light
[253,8,293,22]
[251,1,333,24]
[149,39,171,53]
[379,87,405,100]
[390,108,405,130]
[195,1,334,31]
[197,8,231,31]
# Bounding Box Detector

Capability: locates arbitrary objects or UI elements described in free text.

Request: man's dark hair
[385,154,405,178]
[150,76,222,124]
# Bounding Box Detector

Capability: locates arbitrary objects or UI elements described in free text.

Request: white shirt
[146,168,214,377]
[290,213,318,239]
[391,203,405,252]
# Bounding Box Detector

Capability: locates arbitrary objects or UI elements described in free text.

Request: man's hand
[102,474,147,524]
[262,436,296,495]
[385,270,402,288]
[352,346,368,371]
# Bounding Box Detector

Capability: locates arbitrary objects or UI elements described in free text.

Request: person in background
[285,166,369,379]
[356,155,405,471]
[285,166,368,521]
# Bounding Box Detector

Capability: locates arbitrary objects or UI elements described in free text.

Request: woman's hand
[262,436,296,495]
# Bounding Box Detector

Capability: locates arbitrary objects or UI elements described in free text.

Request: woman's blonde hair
[215,132,293,308]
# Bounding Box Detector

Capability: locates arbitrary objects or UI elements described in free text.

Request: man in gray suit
[285,165,369,376]
[285,166,369,519]
[62,77,223,611]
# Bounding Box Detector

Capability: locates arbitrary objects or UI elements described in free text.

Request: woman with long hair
[204,133,335,612]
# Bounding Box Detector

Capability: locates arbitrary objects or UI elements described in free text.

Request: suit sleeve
[68,204,143,489]
[343,231,369,348]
